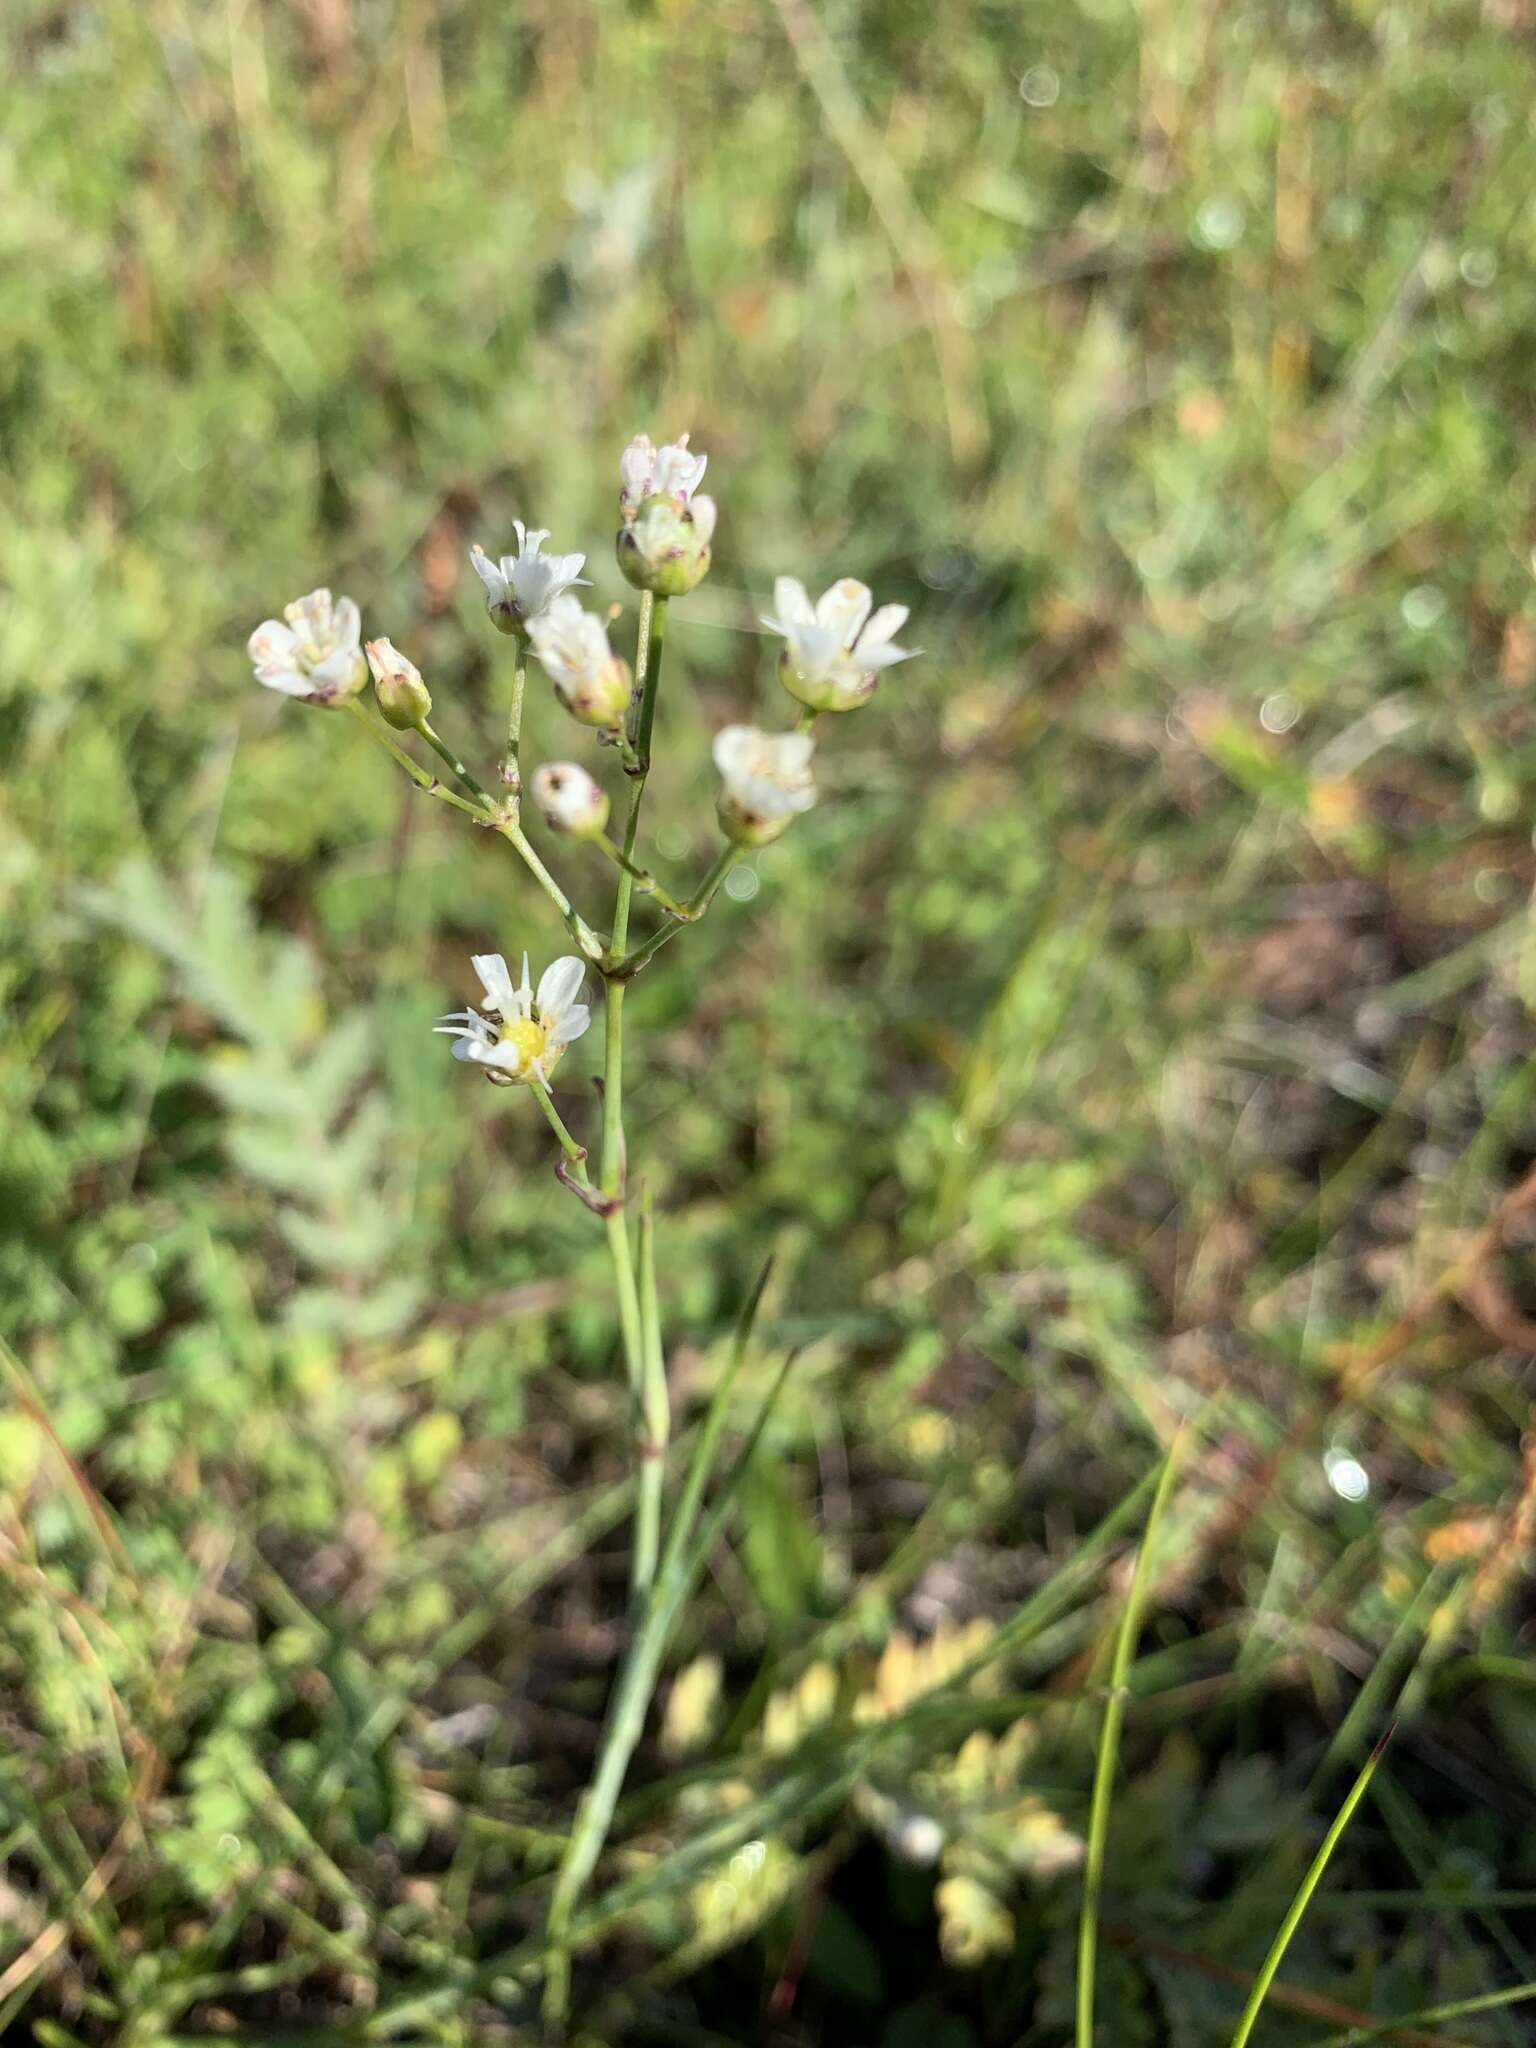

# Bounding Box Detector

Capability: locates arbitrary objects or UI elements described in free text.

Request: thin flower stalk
[246,436,918,2029]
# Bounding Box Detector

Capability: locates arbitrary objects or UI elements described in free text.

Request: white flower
[619,431,709,521]
[762,576,916,713]
[433,952,591,1086]
[713,724,816,845]
[470,523,588,635]
[525,594,632,729]
[247,588,367,707]
[531,761,610,838]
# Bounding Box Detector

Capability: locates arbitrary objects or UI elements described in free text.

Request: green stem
[592,832,692,919]
[1077,1434,1183,2048]
[633,1186,667,1598]
[345,701,486,819]
[421,723,497,808]
[610,843,743,979]
[527,1077,590,1175]
[493,817,607,962]
[543,590,671,2022]
[422,720,604,959]
[1227,1731,1393,2048]
[505,640,528,793]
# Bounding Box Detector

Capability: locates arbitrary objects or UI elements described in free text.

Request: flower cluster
[245,429,919,1094]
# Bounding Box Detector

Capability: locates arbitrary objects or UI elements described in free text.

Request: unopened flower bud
[526,595,634,731]
[365,638,432,730]
[617,493,715,597]
[531,761,610,839]
[713,724,816,846]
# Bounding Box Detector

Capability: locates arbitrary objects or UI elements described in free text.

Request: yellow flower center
[502,1016,549,1073]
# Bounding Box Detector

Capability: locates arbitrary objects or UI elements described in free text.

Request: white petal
[712,724,756,777]
[469,544,506,598]
[255,666,314,698]
[331,596,361,649]
[771,577,814,627]
[472,953,519,1017]
[815,578,873,647]
[308,646,361,696]
[536,955,586,1021]
[248,619,298,664]
[546,1001,591,1049]
[854,642,916,673]
[690,495,717,546]
[860,604,909,648]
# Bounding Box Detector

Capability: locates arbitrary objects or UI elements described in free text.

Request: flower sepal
[365,638,432,731]
[617,493,715,597]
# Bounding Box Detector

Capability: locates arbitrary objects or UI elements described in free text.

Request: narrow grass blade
[655,1350,796,1640]
[1306,1978,1536,2046]
[1228,1727,1395,2048]
[1076,1428,1184,2048]
[657,1256,773,1581]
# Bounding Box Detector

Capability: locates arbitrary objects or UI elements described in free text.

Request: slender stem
[426,718,605,959]
[1226,1730,1393,2048]
[629,590,667,771]
[610,843,743,979]
[345,701,486,818]
[591,832,692,919]
[527,1077,589,1175]
[421,723,497,808]
[632,1186,667,1598]
[1077,1434,1183,2048]
[493,818,607,962]
[543,590,671,2022]
[505,639,528,793]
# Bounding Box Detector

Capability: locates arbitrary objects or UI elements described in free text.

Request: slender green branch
[544,589,671,2023]
[628,589,667,771]
[591,832,692,918]
[492,817,607,962]
[345,701,487,819]
[505,640,528,794]
[632,1186,668,1599]
[420,723,497,808]
[527,1077,590,1173]
[609,843,743,979]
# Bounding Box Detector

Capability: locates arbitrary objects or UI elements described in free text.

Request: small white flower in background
[713,723,816,845]
[247,588,367,707]
[470,523,588,636]
[763,575,916,713]
[434,952,591,1087]
[531,761,610,839]
[617,432,716,597]
[525,594,632,729]
[364,637,431,731]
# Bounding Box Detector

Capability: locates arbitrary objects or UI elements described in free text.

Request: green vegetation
[6,0,1536,2040]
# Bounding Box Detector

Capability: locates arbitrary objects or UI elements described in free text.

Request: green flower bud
[365,638,433,730]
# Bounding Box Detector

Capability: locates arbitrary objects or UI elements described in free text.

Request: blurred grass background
[7,0,1536,2040]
